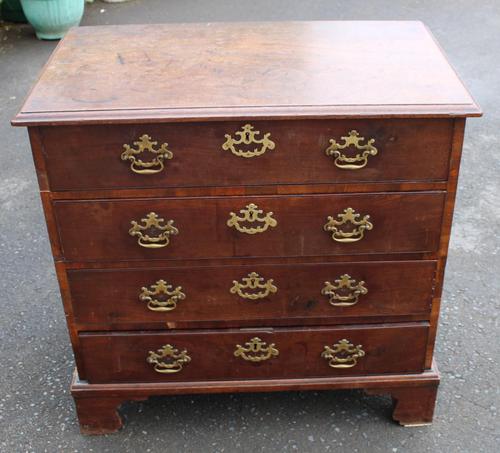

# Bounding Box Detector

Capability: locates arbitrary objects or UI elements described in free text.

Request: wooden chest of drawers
[12,21,481,434]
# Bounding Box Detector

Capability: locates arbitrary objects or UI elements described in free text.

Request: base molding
[71,363,440,434]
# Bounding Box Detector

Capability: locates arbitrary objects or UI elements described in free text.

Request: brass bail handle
[128,212,179,248]
[321,274,368,307]
[121,134,173,174]
[140,279,186,312]
[321,339,365,368]
[146,344,191,374]
[324,207,373,243]
[325,130,378,170]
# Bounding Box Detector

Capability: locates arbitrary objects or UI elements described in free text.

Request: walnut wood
[27,128,49,191]
[54,261,86,375]
[60,253,434,269]
[12,22,480,126]
[424,118,466,368]
[53,192,445,262]
[39,192,63,261]
[365,384,439,426]
[74,315,432,332]
[71,363,440,433]
[79,323,429,383]
[38,119,453,191]
[73,396,129,435]
[13,20,480,433]
[68,260,435,330]
[43,181,449,200]
[72,361,440,396]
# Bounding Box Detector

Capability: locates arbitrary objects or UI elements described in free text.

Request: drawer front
[40,119,453,191]
[54,192,445,262]
[68,261,436,328]
[79,323,429,383]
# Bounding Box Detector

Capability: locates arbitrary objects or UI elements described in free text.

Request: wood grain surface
[67,260,436,329]
[53,192,446,262]
[12,21,480,126]
[38,119,453,191]
[79,323,429,383]
[12,20,479,433]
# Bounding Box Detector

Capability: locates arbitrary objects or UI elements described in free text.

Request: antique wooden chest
[12,21,481,434]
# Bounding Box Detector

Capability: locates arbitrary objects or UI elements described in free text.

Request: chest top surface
[13,21,480,125]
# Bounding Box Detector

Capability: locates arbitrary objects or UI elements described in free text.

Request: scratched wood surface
[79,323,429,383]
[53,192,445,262]
[13,21,480,125]
[38,119,454,191]
[12,21,482,433]
[67,260,436,329]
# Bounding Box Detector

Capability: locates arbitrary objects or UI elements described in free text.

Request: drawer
[54,192,445,262]
[68,261,436,329]
[39,119,453,191]
[79,323,429,383]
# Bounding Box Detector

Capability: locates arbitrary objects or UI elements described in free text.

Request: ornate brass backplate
[146,344,191,373]
[324,207,373,242]
[128,212,179,248]
[222,124,275,158]
[325,130,378,170]
[234,337,279,362]
[321,274,368,307]
[227,203,277,234]
[121,134,173,174]
[140,279,186,312]
[321,339,365,368]
[230,272,277,300]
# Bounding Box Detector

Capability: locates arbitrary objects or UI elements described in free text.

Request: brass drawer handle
[324,207,373,242]
[140,279,186,312]
[121,134,173,174]
[147,344,191,374]
[325,130,378,170]
[222,124,275,158]
[321,339,365,368]
[234,337,279,362]
[129,212,179,248]
[227,203,277,234]
[230,272,277,300]
[321,274,367,307]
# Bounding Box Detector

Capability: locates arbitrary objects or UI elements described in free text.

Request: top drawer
[38,119,453,191]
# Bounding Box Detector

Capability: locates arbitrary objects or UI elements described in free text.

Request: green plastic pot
[20,0,84,40]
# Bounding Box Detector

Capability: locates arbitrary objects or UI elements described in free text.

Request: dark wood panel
[425,118,466,367]
[53,192,445,262]
[79,323,429,383]
[68,261,435,329]
[12,19,479,433]
[12,22,480,127]
[40,119,452,191]
[71,365,440,433]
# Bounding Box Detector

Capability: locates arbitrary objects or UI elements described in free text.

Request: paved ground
[1,1,499,452]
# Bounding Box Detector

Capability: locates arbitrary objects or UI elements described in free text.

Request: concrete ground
[1,0,499,451]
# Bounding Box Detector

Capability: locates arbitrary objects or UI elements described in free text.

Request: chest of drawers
[12,21,481,434]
